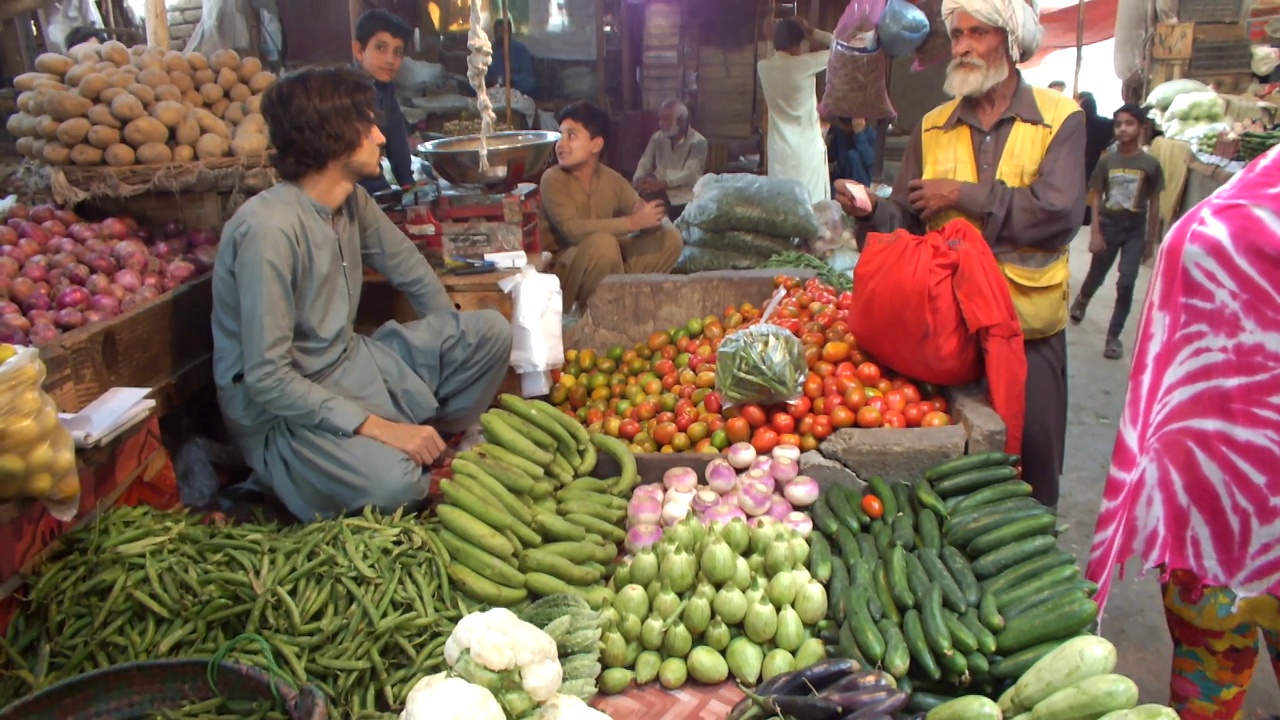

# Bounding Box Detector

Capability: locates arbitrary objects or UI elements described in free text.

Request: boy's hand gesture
[1088,226,1106,255]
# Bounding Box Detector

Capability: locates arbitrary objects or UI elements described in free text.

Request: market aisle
[1057,227,1280,715]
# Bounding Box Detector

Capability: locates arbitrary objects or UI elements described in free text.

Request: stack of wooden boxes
[642,2,685,112]
[692,41,768,139]
[1152,0,1256,94]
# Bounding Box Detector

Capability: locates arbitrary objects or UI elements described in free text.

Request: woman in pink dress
[1087,146,1280,719]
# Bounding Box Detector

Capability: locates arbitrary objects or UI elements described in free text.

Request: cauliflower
[535,694,614,720]
[444,608,564,715]
[400,673,506,720]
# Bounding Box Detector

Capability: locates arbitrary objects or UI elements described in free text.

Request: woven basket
[19,153,280,207]
[0,658,328,720]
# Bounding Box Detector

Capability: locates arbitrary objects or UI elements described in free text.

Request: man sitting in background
[64,25,107,51]
[487,19,538,98]
[829,117,877,187]
[633,98,708,221]
[352,9,415,195]
[541,101,683,315]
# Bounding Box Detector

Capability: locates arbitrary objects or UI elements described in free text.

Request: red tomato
[866,396,887,413]
[803,345,822,368]
[814,310,837,328]
[797,415,815,435]
[725,417,751,443]
[882,410,907,429]
[861,494,884,519]
[794,292,812,309]
[824,394,846,412]
[883,390,908,413]
[656,411,676,425]
[929,396,949,412]
[835,361,857,378]
[903,403,927,427]
[703,392,723,414]
[844,386,867,411]
[771,412,796,435]
[802,332,827,348]
[752,428,780,454]
[811,415,834,439]
[830,405,856,429]
[922,411,951,427]
[875,378,894,395]
[674,414,694,432]
[837,291,855,311]
[856,406,883,428]
[803,374,824,399]
[822,376,841,398]
[788,396,812,419]
[740,404,767,428]
[900,384,922,405]
[653,422,678,445]
[813,397,826,415]
[854,362,882,386]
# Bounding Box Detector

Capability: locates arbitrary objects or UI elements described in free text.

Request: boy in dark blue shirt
[487,19,538,98]
[352,9,415,195]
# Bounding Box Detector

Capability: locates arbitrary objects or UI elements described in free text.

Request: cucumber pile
[433,394,638,610]
[810,451,1100,702]
[928,636,1174,719]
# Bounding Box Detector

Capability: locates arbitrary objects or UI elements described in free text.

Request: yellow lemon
[48,473,79,502]
[0,453,26,482]
[0,344,16,365]
[23,471,53,497]
[7,390,44,419]
[25,441,53,474]
[8,361,40,388]
[49,445,76,476]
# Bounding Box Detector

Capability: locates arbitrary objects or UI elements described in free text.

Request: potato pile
[5,42,276,167]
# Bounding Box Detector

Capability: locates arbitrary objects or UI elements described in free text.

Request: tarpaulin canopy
[1026,0,1119,64]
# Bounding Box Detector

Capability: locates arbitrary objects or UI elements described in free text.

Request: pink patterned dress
[1087,145,1280,615]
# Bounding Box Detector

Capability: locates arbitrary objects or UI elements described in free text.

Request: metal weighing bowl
[418,130,561,192]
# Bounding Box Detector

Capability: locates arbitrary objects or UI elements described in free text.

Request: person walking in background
[1070,104,1163,359]
[1078,91,1117,226]
[1086,144,1280,720]
[829,117,877,187]
[1048,79,1066,93]
[757,17,834,202]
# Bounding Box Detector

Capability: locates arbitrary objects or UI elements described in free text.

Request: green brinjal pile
[808,451,1100,708]
[433,394,637,610]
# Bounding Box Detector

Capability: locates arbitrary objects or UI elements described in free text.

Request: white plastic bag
[498,267,564,396]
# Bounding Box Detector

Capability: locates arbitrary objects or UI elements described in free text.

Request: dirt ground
[1059,227,1280,715]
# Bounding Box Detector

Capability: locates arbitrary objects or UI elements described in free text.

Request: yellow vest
[920,87,1080,340]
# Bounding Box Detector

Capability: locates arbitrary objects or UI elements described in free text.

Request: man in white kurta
[757,17,833,203]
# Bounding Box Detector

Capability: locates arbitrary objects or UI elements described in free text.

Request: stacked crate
[1152,0,1255,94]
[692,42,767,139]
[642,3,685,112]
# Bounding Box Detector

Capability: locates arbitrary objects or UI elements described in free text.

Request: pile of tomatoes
[550,275,953,455]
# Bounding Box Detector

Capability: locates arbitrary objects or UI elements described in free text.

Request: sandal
[1069,296,1088,324]
[1104,336,1123,360]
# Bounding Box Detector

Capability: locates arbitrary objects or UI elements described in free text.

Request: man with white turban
[837,0,1085,509]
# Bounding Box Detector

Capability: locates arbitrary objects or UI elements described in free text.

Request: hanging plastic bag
[820,44,896,120]
[0,344,80,519]
[498,267,564,397]
[879,0,931,58]
[911,0,951,71]
[847,221,1026,453]
[835,0,889,38]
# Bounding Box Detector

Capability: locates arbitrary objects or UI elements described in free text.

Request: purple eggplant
[840,692,910,719]
[826,688,906,713]
[824,669,897,694]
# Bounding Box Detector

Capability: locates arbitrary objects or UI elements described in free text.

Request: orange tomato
[854,362,882,386]
[875,378,895,395]
[799,433,820,452]
[648,331,672,351]
[813,361,836,379]
[740,404,767,428]
[751,428,780,454]
[777,432,802,448]
[653,422,678,446]
[844,386,867,411]
[921,411,951,428]
[725,417,751,443]
[861,494,884,519]
[803,373,824,399]
[694,438,716,453]
[803,345,822,368]
[830,405,856,429]
[821,341,851,363]
[856,406,883,428]
[802,331,827,348]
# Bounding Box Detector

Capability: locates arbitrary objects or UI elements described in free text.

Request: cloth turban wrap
[941,0,1044,63]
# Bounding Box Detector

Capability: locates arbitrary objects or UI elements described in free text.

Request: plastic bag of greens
[682,226,799,257]
[674,246,769,273]
[715,323,807,406]
[679,174,822,239]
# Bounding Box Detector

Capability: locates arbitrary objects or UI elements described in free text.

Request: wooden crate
[79,189,246,233]
[1179,0,1244,23]
[1153,22,1195,59]
[1188,22,1252,74]
[1150,59,1190,86]
[39,276,214,415]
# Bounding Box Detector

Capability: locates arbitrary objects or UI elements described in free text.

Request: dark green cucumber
[932,465,1019,498]
[877,618,911,679]
[980,550,1076,597]
[893,482,915,526]
[903,550,931,600]
[846,588,885,664]
[937,647,968,679]
[838,618,868,666]
[990,640,1064,679]
[827,558,850,623]
[849,560,881,621]
[887,546,915,610]
[843,484,872,525]
[946,502,1051,547]
[965,651,990,679]
[856,534,878,563]
[967,513,1058,558]
[902,609,941,681]
[940,545,982,608]
[809,493,841,537]
[917,508,942,552]
[943,611,979,654]
[971,535,1058,579]
[919,584,952,657]
[913,480,949,518]
[960,608,998,655]
[874,561,901,625]
[994,562,1082,610]
[1002,584,1090,621]
[892,513,916,551]
[951,480,1034,513]
[918,549,967,614]
[922,451,1011,482]
[865,476,898,517]
[834,524,861,566]
[826,484,863,534]
[808,533,833,583]
[994,594,1098,654]
[978,591,1004,633]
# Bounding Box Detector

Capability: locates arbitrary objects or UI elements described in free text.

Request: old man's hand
[907,179,963,222]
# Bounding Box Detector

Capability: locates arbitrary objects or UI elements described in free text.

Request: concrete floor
[1058,228,1280,716]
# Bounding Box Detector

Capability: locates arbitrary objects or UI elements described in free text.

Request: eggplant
[826,688,905,713]
[840,692,909,719]
[756,669,801,695]
[763,694,844,720]
[824,669,896,694]
[792,657,863,692]
[726,696,763,720]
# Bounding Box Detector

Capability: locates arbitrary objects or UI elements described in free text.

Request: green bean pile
[0,505,469,718]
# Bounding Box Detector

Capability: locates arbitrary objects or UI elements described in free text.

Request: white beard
[943,58,1010,99]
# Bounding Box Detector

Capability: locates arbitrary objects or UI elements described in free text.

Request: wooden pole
[502,0,513,127]
[103,0,116,30]
[594,0,606,107]
[620,4,633,111]
[0,0,46,24]
[1072,0,1085,96]
[145,0,169,48]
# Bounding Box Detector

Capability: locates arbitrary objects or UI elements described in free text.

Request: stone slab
[950,384,1007,454]
[563,268,815,350]
[819,425,968,484]
[799,450,862,491]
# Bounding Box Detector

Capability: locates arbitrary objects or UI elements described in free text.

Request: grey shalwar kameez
[212,183,512,520]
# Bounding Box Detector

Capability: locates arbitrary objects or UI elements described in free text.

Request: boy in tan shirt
[540,101,683,314]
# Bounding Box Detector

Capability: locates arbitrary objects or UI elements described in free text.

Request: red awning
[1025,0,1119,63]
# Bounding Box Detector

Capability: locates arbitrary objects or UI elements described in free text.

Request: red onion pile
[0,202,218,347]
